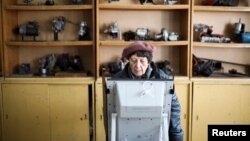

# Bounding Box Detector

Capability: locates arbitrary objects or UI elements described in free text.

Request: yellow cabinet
[175,79,191,141]
[1,78,94,141]
[2,84,50,141]
[95,78,191,141]
[49,84,90,141]
[192,79,250,141]
[95,80,106,141]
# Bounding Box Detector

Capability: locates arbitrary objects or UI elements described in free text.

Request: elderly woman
[113,41,183,141]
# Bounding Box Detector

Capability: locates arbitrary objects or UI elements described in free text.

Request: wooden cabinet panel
[49,84,90,141]
[1,78,93,141]
[2,84,50,141]
[0,0,2,76]
[175,82,191,141]
[95,82,106,141]
[0,81,3,141]
[192,82,250,141]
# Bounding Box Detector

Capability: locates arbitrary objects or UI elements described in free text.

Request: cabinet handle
[184,114,187,119]
[5,114,8,119]
[100,115,103,120]
[196,115,199,120]
[84,114,88,120]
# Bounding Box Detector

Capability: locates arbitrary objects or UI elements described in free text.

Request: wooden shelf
[99,4,189,10]
[96,76,189,82]
[191,77,250,83]
[100,40,189,46]
[6,41,94,47]
[193,42,250,48]
[6,5,93,10]
[194,6,250,12]
[4,77,95,84]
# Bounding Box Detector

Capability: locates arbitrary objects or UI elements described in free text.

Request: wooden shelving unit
[193,42,250,48]
[191,1,250,141]
[191,0,250,78]
[99,40,189,46]
[99,3,189,10]
[2,0,95,77]
[0,0,3,77]
[96,0,191,78]
[6,5,93,10]
[194,5,250,12]
[6,41,94,46]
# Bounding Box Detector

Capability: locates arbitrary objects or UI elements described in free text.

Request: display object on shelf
[103,21,120,39]
[52,16,84,41]
[155,28,169,41]
[123,30,136,41]
[23,0,33,5]
[38,54,57,76]
[194,23,231,43]
[107,0,120,3]
[233,19,250,43]
[135,28,151,40]
[233,19,245,35]
[122,28,179,41]
[193,55,222,77]
[138,0,179,5]
[79,21,90,41]
[156,60,174,75]
[36,53,85,77]
[164,0,179,5]
[71,0,83,4]
[202,0,239,6]
[193,53,250,77]
[154,28,179,41]
[52,16,67,41]
[100,57,126,77]
[14,21,40,41]
[57,53,84,72]
[13,63,33,77]
[138,0,155,5]
[45,0,55,5]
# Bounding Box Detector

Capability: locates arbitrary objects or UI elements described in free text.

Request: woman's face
[129,54,149,77]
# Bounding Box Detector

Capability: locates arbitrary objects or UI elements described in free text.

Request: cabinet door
[192,83,250,141]
[49,84,90,141]
[95,82,106,141]
[2,84,50,141]
[175,82,191,141]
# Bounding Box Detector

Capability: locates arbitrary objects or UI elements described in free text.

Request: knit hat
[122,41,156,59]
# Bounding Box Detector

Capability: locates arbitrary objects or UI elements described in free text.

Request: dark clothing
[113,62,184,141]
